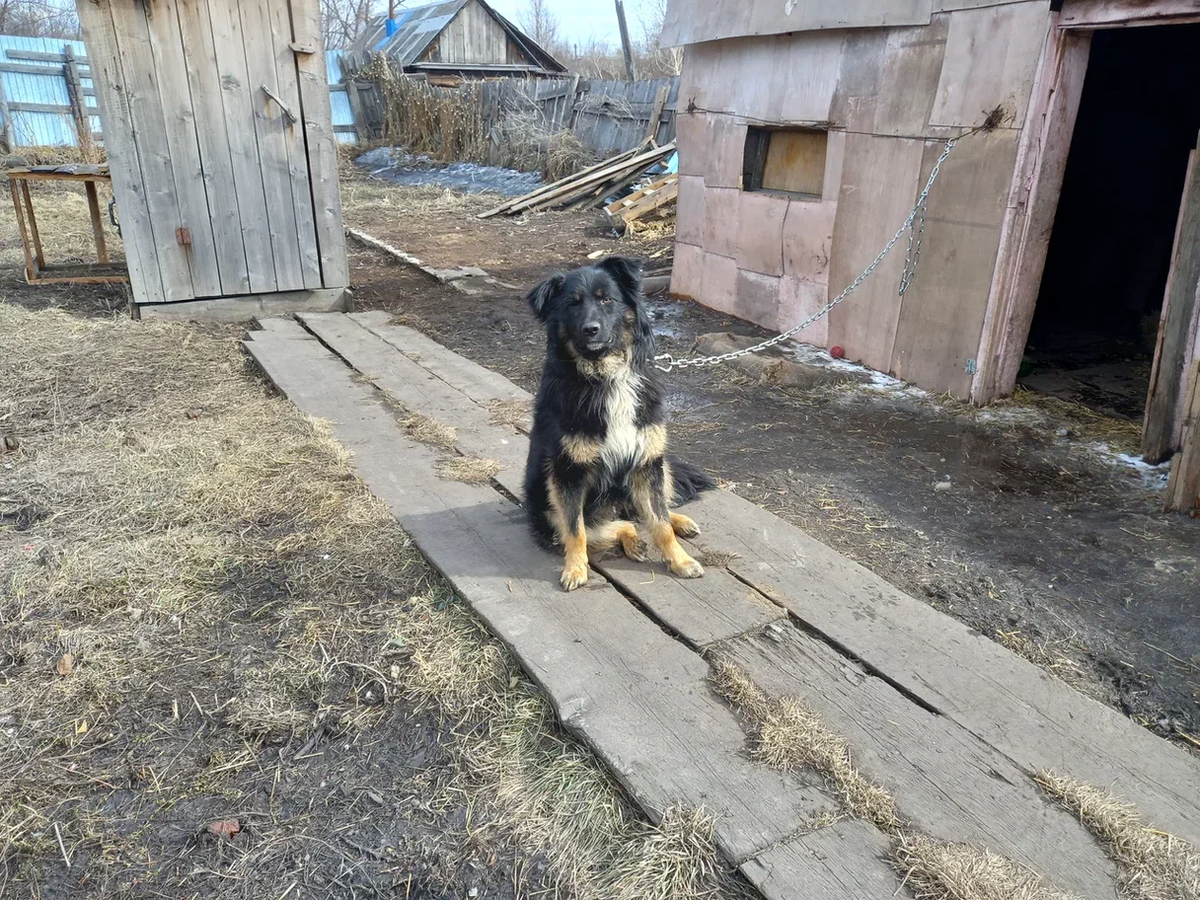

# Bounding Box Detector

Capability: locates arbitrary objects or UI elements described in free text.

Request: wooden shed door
[80,0,345,304]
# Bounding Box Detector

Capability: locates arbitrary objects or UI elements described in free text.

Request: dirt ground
[340,163,1200,747]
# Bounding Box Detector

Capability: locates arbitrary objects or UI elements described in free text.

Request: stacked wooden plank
[478,141,675,218]
[604,173,678,227]
[1165,360,1200,513]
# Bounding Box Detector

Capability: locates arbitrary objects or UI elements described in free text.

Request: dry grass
[0,171,124,269]
[709,658,896,829]
[483,398,531,431]
[394,407,458,449]
[895,833,1079,900]
[988,387,1143,455]
[437,455,502,484]
[0,299,749,898]
[711,658,1085,900]
[1038,773,1200,900]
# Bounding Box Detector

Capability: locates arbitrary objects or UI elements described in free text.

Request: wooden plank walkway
[246,312,1200,899]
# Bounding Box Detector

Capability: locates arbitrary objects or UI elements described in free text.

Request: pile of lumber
[604,173,677,227]
[478,141,675,219]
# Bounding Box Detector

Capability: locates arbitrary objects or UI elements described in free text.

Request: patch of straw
[895,833,1079,900]
[437,455,501,484]
[483,398,531,431]
[1037,773,1200,900]
[397,408,458,449]
[709,658,897,829]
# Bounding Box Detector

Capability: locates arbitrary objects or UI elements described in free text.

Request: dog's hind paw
[560,563,589,591]
[669,556,704,579]
[620,534,649,562]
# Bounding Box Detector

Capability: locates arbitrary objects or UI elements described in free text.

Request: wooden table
[7,164,129,285]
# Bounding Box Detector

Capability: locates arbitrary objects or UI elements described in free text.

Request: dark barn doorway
[1020,24,1200,420]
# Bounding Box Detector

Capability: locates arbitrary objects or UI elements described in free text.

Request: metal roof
[345,0,564,74]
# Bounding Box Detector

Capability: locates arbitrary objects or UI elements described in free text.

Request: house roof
[348,0,564,73]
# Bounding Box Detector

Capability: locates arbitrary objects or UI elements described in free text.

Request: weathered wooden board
[291,0,349,290]
[660,0,932,46]
[890,131,1019,397]
[72,3,164,305]
[1144,142,1200,462]
[305,313,784,649]
[239,0,305,292]
[1165,360,1200,512]
[725,628,1121,899]
[826,134,924,373]
[680,488,1200,846]
[741,820,911,900]
[351,311,534,406]
[106,1,197,301]
[434,0,509,64]
[297,312,528,475]
[143,0,222,299]
[209,0,277,294]
[267,0,322,291]
[1059,0,1200,27]
[175,0,252,296]
[929,2,1050,130]
[244,322,837,866]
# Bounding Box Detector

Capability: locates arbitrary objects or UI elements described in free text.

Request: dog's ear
[526,273,565,322]
[597,256,644,299]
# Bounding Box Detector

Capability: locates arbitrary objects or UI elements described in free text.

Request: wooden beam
[1165,360,1200,513]
[0,66,12,151]
[1144,138,1200,462]
[85,180,108,264]
[63,45,93,152]
[615,0,635,81]
[645,84,669,144]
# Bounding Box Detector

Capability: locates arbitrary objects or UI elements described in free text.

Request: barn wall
[670,2,1051,397]
[427,0,511,64]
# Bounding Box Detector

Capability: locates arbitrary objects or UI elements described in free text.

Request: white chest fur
[600,367,644,470]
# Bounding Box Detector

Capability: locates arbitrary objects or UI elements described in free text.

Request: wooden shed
[77,0,349,320]
[664,0,1200,461]
[343,0,566,84]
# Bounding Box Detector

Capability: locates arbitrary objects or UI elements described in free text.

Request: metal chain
[654,136,957,373]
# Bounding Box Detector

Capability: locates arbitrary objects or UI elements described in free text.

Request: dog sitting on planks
[524,256,715,591]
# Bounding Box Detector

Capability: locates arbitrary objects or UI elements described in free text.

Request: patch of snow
[786,341,928,398]
[1086,442,1171,488]
[355,147,541,196]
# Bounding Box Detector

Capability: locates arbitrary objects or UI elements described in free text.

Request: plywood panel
[697,250,738,316]
[735,268,781,328]
[827,134,924,372]
[930,2,1050,129]
[782,199,835,281]
[670,240,705,300]
[75,0,165,305]
[779,275,830,346]
[830,17,951,136]
[702,186,740,258]
[735,191,788,276]
[890,132,1019,397]
[676,112,745,189]
[761,130,827,197]
[676,174,705,245]
[661,0,932,46]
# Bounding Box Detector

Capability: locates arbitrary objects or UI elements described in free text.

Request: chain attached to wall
[653,136,959,373]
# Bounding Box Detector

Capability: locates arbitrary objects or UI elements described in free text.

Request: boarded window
[743,127,828,199]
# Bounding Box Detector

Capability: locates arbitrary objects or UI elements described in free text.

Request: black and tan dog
[524,255,715,591]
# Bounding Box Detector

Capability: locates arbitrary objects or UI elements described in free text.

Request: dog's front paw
[669,555,704,579]
[560,563,589,591]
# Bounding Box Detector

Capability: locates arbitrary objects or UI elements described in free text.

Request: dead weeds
[1037,773,1200,900]
[437,455,502,484]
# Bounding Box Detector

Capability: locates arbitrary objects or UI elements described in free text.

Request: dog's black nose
[582,322,601,337]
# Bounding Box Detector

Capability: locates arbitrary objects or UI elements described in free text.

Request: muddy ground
[341,166,1200,746]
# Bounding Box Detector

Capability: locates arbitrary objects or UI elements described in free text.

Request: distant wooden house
[343,0,566,84]
[664,0,1200,461]
[77,0,349,320]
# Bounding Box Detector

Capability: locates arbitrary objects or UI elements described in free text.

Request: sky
[457,0,661,50]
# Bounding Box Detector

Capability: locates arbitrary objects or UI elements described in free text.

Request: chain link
[654,136,957,373]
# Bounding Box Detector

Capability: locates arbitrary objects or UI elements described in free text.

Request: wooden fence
[345,73,680,160]
[0,43,100,149]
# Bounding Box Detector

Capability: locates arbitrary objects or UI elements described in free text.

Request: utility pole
[615,0,635,81]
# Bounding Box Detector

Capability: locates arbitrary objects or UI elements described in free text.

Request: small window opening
[743,127,827,199]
